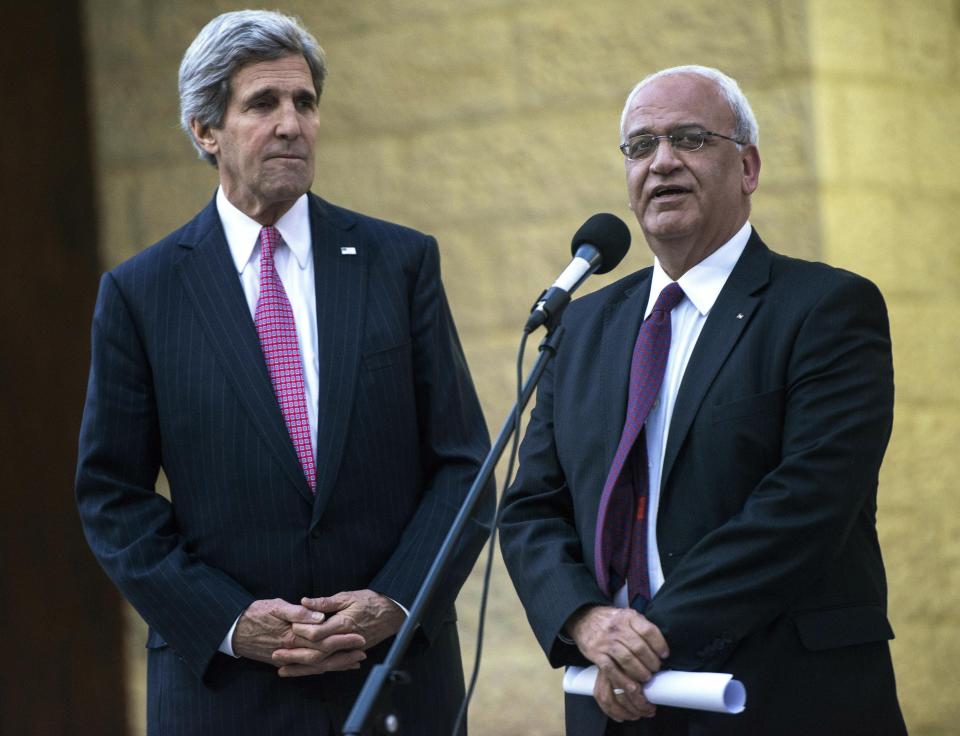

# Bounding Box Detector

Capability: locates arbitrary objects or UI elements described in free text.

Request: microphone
[524,213,631,333]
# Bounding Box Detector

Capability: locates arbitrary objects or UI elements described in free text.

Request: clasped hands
[232,589,405,677]
[566,605,670,723]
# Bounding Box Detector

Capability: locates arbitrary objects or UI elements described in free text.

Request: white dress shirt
[218,187,319,457]
[614,220,751,608]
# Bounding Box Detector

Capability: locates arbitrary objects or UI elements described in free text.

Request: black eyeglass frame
[619,130,748,160]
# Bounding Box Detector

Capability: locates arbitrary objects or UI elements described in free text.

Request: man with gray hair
[76,10,492,734]
[500,65,906,735]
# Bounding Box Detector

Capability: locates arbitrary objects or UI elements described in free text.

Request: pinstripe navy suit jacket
[76,193,493,734]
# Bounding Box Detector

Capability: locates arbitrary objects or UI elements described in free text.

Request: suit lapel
[307,196,366,527]
[175,198,315,504]
[660,231,772,490]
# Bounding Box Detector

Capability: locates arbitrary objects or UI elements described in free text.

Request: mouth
[650,185,691,200]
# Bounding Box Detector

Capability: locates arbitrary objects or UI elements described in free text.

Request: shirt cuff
[219,614,243,658]
[386,596,409,618]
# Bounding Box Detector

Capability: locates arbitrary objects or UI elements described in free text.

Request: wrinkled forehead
[623,73,734,136]
[229,53,316,97]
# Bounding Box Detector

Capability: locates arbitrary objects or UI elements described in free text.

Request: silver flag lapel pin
[340,246,357,255]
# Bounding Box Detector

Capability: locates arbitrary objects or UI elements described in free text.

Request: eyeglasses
[619,129,747,160]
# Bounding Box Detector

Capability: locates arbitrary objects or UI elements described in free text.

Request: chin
[263,178,312,202]
[643,218,697,242]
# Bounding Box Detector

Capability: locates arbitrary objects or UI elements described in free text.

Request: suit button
[310,530,321,539]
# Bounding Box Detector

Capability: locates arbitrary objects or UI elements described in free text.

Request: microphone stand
[342,322,566,735]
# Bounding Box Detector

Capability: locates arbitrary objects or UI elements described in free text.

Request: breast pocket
[358,342,415,425]
[707,387,786,485]
[711,386,785,423]
[361,342,411,373]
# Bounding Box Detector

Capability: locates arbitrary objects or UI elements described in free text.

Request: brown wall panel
[0,2,127,734]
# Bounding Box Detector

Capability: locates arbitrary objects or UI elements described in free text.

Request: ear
[189,118,219,159]
[741,144,761,195]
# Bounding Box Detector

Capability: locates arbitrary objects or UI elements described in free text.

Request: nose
[274,99,301,140]
[648,137,682,175]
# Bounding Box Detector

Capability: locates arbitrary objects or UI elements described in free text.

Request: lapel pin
[340,246,357,255]
[736,313,744,320]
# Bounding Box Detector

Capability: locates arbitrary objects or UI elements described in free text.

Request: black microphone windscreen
[570,213,631,274]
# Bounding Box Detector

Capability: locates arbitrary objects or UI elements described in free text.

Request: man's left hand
[272,590,406,676]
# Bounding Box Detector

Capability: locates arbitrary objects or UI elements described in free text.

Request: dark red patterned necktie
[594,282,685,608]
[254,226,316,492]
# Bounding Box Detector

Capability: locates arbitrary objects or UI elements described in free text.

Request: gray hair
[619,65,759,147]
[179,10,327,165]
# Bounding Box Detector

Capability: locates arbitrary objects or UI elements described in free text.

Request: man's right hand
[566,605,669,721]
[231,598,366,671]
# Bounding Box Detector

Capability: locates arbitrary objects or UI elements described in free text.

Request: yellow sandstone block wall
[81,1,956,733]
[809,2,960,734]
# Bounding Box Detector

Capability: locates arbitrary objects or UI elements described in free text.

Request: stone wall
[809,2,960,733]
[81,1,958,733]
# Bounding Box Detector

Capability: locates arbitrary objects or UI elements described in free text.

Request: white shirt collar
[646,220,752,318]
[216,187,312,274]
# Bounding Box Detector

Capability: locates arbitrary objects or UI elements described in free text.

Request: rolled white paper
[563,665,746,715]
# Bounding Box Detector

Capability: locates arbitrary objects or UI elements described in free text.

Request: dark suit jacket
[499,230,906,736]
[76,193,493,735]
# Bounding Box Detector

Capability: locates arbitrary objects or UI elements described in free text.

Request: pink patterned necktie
[594,282,685,609]
[254,226,316,492]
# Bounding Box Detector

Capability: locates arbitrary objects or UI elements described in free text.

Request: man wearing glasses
[500,65,906,735]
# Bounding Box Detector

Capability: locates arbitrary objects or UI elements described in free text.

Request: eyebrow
[242,86,317,105]
[624,121,707,138]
